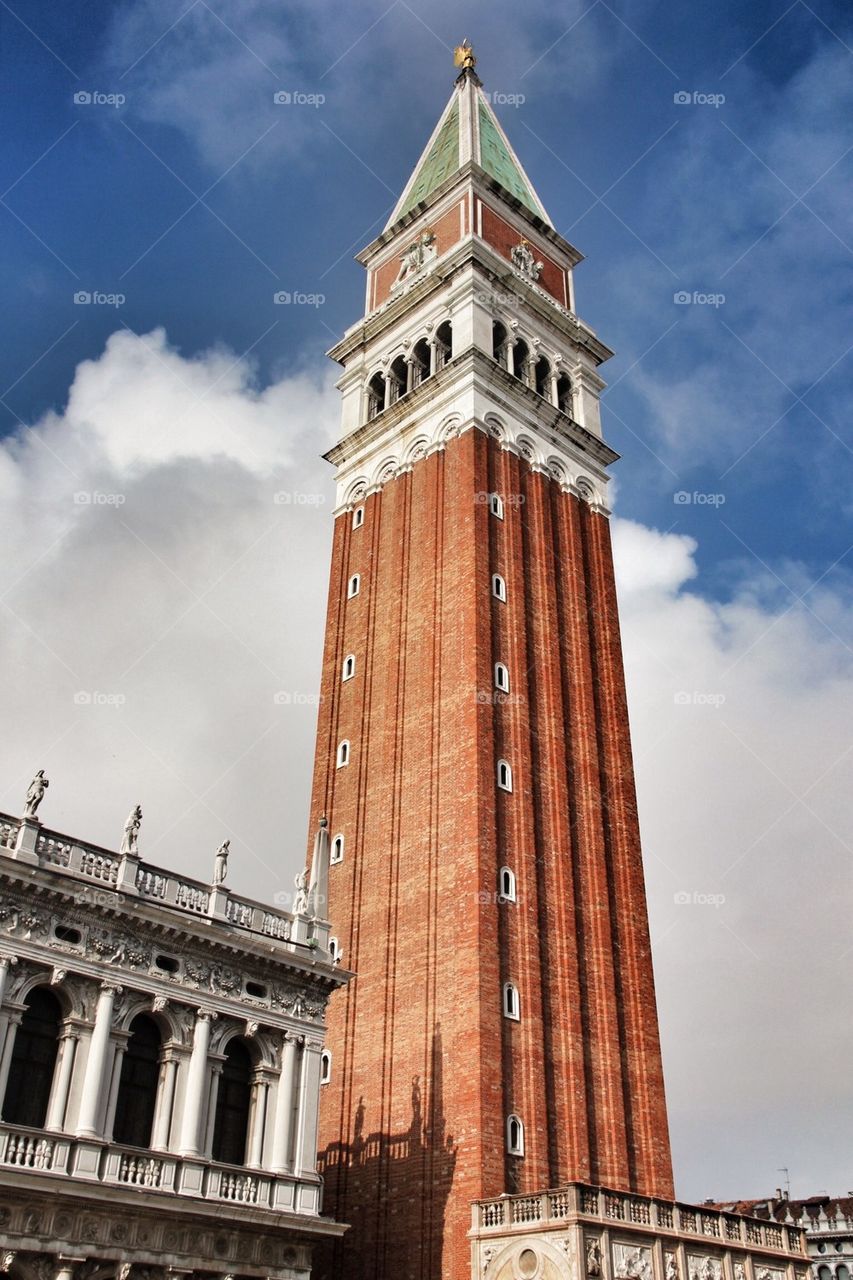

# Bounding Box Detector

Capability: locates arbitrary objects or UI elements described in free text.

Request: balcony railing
[0,1123,320,1217]
[471,1184,806,1256]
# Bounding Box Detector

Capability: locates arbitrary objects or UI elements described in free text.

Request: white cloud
[1,333,850,1203]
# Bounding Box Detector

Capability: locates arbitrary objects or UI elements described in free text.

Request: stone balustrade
[0,1122,320,1216]
[472,1185,806,1257]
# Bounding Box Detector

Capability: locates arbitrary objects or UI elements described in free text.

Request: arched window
[533,355,551,399]
[366,373,385,420]
[388,355,407,404]
[512,338,530,385]
[489,493,504,519]
[411,338,431,387]
[435,320,452,372]
[329,938,343,965]
[2,987,61,1128]
[112,1014,161,1149]
[320,1050,332,1085]
[492,320,508,366]
[499,866,517,902]
[837,1266,850,1280]
[352,506,365,530]
[212,1039,253,1166]
[556,372,573,415]
[492,574,507,602]
[348,573,361,598]
[331,833,344,865]
[336,740,350,768]
[507,1113,524,1156]
[503,982,520,1020]
[342,654,356,682]
[497,759,513,792]
[494,662,510,693]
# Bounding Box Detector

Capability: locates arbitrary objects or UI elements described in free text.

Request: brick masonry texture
[308,433,674,1280]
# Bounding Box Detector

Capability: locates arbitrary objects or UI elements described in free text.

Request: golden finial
[453,40,477,71]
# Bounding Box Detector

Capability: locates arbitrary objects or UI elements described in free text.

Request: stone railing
[0,812,300,951]
[0,1124,319,1217]
[472,1185,806,1256]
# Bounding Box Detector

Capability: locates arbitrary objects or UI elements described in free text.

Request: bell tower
[307,44,674,1280]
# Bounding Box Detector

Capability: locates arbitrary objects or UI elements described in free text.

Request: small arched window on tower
[534,355,551,399]
[434,320,452,372]
[329,937,343,965]
[497,759,513,792]
[366,372,386,421]
[388,355,408,404]
[489,493,504,520]
[494,662,510,693]
[331,833,344,865]
[503,982,520,1021]
[352,506,365,530]
[492,574,507,603]
[342,654,356,682]
[507,1113,525,1156]
[498,866,517,903]
[512,338,530,386]
[411,337,431,388]
[556,372,573,417]
[336,740,350,768]
[348,573,361,598]
[492,320,508,368]
[320,1050,332,1085]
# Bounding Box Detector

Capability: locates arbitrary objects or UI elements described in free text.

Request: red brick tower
[308,45,674,1280]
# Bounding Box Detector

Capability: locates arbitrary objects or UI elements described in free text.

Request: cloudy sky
[1,0,851,1204]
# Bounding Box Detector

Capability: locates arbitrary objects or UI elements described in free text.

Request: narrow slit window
[336,740,350,768]
[348,573,360,598]
[507,1114,524,1156]
[494,662,510,693]
[331,834,344,864]
[492,574,507,602]
[329,938,343,965]
[490,493,504,519]
[342,654,356,682]
[320,1050,332,1085]
[352,506,365,530]
[503,982,520,1020]
[497,759,513,792]
[499,867,517,903]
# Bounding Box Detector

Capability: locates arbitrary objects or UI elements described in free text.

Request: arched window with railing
[388,355,407,404]
[1,987,61,1128]
[212,1038,253,1166]
[435,320,452,372]
[112,1013,161,1149]
[556,372,573,416]
[411,337,431,387]
[492,320,508,367]
[366,372,386,420]
[512,338,530,386]
[533,355,551,399]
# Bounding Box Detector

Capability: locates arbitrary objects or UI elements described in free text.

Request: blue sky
[1,0,852,1204]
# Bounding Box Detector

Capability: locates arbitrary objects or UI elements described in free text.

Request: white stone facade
[0,804,348,1280]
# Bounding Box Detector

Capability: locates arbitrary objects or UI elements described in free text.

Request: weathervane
[453,40,476,71]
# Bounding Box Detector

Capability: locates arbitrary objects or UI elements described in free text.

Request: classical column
[179,1010,215,1157]
[102,1033,129,1138]
[505,339,516,378]
[45,1028,79,1130]
[248,1071,271,1168]
[204,1060,223,1157]
[270,1033,300,1173]
[151,1052,179,1150]
[294,1039,324,1176]
[383,375,392,411]
[405,356,415,394]
[428,337,438,375]
[549,369,560,407]
[0,1011,22,1112]
[76,982,121,1138]
[0,955,17,1009]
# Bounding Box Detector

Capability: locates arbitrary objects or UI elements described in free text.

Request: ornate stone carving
[587,1237,602,1276]
[510,238,543,282]
[688,1257,722,1280]
[1,904,50,940]
[733,1265,746,1280]
[666,1252,680,1280]
[24,771,49,818]
[482,1245,498,1274]
[86,926,151,969]
[391,231,437,296]
[213,840,229,886]
[121,806,142,855]
[614,1243,653,1280]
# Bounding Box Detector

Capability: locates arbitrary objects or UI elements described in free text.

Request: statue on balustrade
[121,804,142,855]
[24,769,49,818]
[213,839,230,885]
